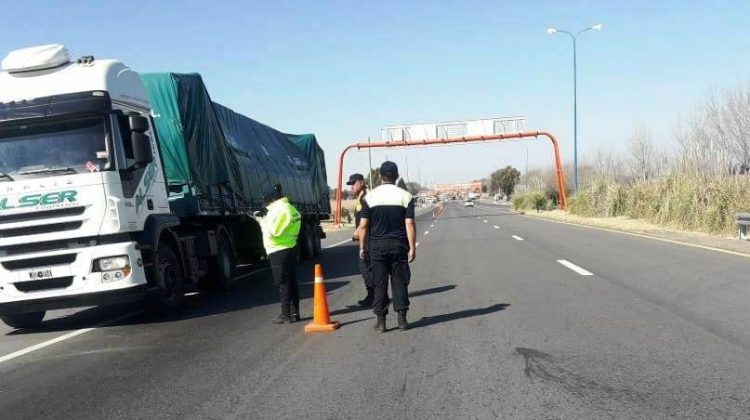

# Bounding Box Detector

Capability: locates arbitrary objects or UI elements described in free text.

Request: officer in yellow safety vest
[256,184,302,324]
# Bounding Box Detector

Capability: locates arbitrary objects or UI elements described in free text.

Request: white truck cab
[0,45,170,328]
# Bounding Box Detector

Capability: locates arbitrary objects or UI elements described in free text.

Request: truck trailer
[0,44,329,329]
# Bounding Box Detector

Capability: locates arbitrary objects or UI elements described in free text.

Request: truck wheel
[211,234,236,291]
[148,243,184,312]
[301,222,316,260]
[0,311,45,329]
[312,225,321,257]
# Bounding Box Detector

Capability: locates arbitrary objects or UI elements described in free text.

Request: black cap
[346,173,365,185]
[379,161,399,179]
[263,184,283,203]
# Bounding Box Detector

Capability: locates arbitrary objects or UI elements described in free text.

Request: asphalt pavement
[1,201,749,418]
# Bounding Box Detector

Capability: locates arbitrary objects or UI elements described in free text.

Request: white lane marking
[430,224,434,228]
[0,309,143,365]
[483,220,488,223]
[0,235,357,366]
[512,235,524,241]
[557,260,594,276]
[424,231,430,235]
[237,238,351,281]
[233,267,269,280]
[416,242,420,248]
[493,225,500,230]
[324,238,352,249]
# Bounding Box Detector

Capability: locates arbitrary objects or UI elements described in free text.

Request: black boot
[290,304,301,323]
[358,288,374,307]
[274,303,293,324]
[273,314,294,324]
[397,310,409,331]
[373,315,386,333]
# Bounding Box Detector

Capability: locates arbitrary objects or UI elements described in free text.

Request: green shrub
[513,191,556,212]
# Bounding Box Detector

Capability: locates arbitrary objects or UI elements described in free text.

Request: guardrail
[736,213,750,240]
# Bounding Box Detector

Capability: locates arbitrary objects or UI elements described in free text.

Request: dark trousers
[269,247,299,315]
[370,239,411,316]
[359,239,373,289]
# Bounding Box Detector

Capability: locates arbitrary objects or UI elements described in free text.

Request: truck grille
[1,239,84,256]
[0,221,82,239]
[14,276,74,293]
[0,207,85,224]
[1,254,77,270]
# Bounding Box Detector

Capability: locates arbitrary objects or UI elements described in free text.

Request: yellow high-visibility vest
[260,197,301,254]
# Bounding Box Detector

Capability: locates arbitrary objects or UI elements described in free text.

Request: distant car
[464,199,474,207]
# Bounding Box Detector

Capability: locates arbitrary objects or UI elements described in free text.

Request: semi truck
[0,44,330,329]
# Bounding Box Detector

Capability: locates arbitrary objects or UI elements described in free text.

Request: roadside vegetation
[512,83,750,234]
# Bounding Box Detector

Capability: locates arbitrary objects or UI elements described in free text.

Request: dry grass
[567,175,750,234]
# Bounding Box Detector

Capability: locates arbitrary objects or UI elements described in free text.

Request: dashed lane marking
[324,238,352,249]
[493,225,500,229]
[557,259,594,276]
[512,235,524,241]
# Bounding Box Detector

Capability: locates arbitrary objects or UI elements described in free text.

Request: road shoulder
[520,209,750,257]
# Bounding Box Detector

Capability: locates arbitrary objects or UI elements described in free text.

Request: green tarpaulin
[140,73,329,216]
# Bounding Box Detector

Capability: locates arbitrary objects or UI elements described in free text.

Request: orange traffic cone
[304,264,341,332]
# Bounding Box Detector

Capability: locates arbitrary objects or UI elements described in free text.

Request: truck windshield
[0,116,110,178]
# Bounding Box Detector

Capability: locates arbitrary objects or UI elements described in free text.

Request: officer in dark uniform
[347,173,373,306]
[357,161,417,332]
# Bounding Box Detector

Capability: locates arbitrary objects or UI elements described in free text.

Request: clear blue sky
[3,0,750,186]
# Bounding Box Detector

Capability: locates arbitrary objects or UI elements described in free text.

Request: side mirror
[128,115,149,133]
[131,133,153,167]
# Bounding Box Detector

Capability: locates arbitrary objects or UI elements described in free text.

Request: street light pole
[547,24,602,192]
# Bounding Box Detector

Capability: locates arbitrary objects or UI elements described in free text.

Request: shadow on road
[410,303,510,329]
[329,284,457,317]
[7,244,364,336]
[339,317,372,327]
[408,285,456,298]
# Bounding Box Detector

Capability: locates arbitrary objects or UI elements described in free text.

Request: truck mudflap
[0,285,148,315]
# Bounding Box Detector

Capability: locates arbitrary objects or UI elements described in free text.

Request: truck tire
[0,311,45,329]
[208,233,236,291]
[147,243,184,312]
[300,222,316,260]
[312,224,321,257]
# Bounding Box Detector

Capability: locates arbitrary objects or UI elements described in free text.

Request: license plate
[28,269,53,280]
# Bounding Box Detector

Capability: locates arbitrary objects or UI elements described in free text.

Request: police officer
[357,161,417,332]
[257,184,303,324]
[347,173,373,306]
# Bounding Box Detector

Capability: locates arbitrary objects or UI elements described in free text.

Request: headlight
[94,255,130,271]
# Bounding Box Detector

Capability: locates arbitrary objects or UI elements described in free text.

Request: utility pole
[367,136,373,190]
[525,143,529,192]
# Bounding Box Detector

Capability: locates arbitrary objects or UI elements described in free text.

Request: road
[1,201,750,418]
